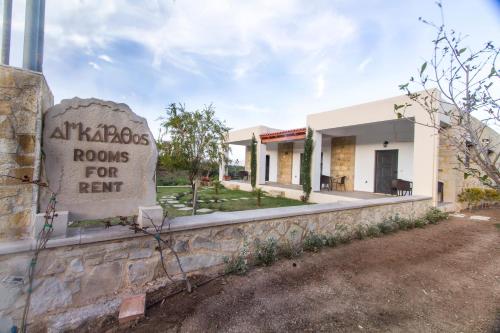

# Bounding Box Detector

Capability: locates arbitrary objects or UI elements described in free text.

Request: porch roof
[260,127,306,144]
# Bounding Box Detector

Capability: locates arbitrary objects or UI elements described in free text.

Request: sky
[5,0,500,162]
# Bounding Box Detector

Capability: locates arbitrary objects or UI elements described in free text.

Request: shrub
[303,232,325,252]
[366,224,381,237]
[324,234,339,247]
[279,230,302,259]
[424,208,448,224]
[458,188,484,210]
[253,187,265,207]
[223,241,249,275]
[355,224,367,240]
[378,218,398,234]
[483,189,500,206]
[254,238,278,266]
[213,180,223,195]
[414,218,427,228]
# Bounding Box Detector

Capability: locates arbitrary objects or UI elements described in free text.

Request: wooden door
[374,150,398,194]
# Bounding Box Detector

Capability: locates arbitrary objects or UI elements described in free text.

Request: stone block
[0,100,11,115]
[30,277,73,315]
[129,248,153,260]
[127,260,155,285]
[118,294,145,324]
[138,205,164,228]
[17,134,35,154]
[33,211,69,238]
[77,261,124,303]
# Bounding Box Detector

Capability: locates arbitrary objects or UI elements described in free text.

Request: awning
[260,128,306,144]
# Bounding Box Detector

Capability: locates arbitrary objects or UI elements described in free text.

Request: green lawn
[70,185,306,228]
[157,185,307,218]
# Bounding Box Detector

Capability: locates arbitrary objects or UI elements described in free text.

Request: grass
[157,185,306,218]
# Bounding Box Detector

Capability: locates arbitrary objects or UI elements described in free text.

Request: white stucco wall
[354,142,414,192]
[266,143,278,182]
[321,137,332,176]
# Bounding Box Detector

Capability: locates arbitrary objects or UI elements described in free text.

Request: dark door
[374,150,398,194]
[265,155,270,182]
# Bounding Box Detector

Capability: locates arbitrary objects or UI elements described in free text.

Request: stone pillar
[412,110,439,205]
[0,65,53,240]
[311,130,322,191]
[256,142,267,185]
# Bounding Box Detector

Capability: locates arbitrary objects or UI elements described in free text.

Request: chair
[391,179,413,196]
[238,170,249,181]
[320,175,332,190]
[332,176,346,191]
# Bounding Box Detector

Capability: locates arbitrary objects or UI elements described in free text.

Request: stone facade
[0,66,53,241]
[0,197,431,331]
[277,142,293,184]
[330,136,356,191]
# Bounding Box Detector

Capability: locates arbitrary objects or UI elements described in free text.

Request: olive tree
[161,103,230,214]
[395,1,499,189]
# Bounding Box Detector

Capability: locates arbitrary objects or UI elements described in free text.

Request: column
[256,142,267,185]
[412,111,440,205]
[311,130,323,191]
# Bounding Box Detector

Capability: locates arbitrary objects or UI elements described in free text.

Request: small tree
[161,103,230,215]
[301,127,314,201]
[394,1,499,190]
[250,133,257,188]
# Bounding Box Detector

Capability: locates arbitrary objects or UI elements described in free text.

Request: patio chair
[320,175,332,190]
[332,176,346,191]
[391,179,413,196]
[238,170,249,180]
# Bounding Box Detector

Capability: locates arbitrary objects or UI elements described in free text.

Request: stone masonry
[0,66,53,240]
[277,142,293,184]
[0,197,431,331]
[331,136,356,191]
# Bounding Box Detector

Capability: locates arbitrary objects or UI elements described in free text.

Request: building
[220,92,500,210]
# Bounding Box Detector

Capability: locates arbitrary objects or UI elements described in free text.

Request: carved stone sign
[40,98,158,220]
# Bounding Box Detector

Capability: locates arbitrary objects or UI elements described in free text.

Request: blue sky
[6,0,500,141]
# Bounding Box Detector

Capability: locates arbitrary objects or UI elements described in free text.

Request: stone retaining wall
[0,196,431,332]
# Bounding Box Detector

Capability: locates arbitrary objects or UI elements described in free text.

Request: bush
[458,188,484,210]
[355,224,367,240]
[254,238,278,266]
[213,180,223,195]
[414,218,427,228]
[303,232,325,252]
[366,224,381,237]
[378,218,399,234]
[253,187,265,207]
[223,241,249,275]
[483,189,500,206]
[424,208,448,224]
[279,230,302,259]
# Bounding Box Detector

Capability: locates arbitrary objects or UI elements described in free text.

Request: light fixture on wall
[383,141,389,148]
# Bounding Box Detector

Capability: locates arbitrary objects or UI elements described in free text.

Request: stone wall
[0,66,53,241]
[277,142,293,184]
[0,196,431,331]
[331,136,356,191]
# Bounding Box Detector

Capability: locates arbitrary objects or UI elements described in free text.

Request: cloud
[88,62,101,70]
[98,54,113,63]
[35,0,356,76]
[315,74,325,98]
[357,57,372,72]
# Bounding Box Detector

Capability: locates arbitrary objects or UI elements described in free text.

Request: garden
[157,184,307,217]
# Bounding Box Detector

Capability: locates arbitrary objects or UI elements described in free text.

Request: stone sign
[40,98,158,220]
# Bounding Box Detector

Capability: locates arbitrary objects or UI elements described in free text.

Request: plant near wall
[394,1,500,190]
[250,133,257,188]
[161,103,230,215]
[301,127,314,202]
[457,188,485,210]
[253,187,265,207]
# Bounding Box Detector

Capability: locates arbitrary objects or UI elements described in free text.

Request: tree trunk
[192,180,198,215]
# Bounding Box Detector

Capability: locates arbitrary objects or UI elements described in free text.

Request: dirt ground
[114,209,500,333]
